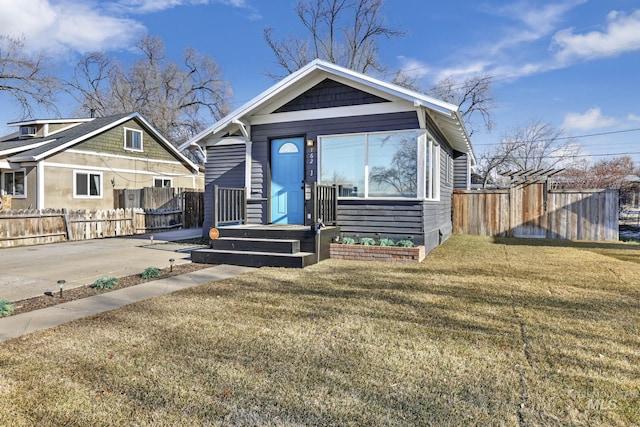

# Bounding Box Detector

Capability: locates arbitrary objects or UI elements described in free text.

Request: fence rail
[453,188,619,241]
[214,186,247,228]
[0,208,188,248]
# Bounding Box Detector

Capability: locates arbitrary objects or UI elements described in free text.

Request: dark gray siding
[421,143,455,252]
[453,152,470,190]
[203,143,245,233]
[275,79,388,112]
[248,112,419,226]
[337,200,425,245]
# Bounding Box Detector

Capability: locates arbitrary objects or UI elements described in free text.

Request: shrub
[141,267,161,279]
[91,277,119,290]
[396,239,415,248]
[360,237,376,246]
[340,237,356,245]
[378,238,395,247]
[0,299,15,316]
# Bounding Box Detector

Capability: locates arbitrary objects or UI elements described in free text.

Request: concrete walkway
[0,264,255,342]
[0,228,205,302]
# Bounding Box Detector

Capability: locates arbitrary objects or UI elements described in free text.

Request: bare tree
[264,0,404,78]
[66,35,232,144]
[426,75,495,137]
[0,35,59,118]
[476,120,583,187]
[560,156,635,190]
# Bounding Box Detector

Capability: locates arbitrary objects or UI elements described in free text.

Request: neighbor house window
[74,171,102,198]
[3,170,26,197]
[124,127,143,151]
[154,177,172,188]
[319,130,440,199]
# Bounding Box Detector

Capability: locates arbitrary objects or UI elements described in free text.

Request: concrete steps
[191,225,340,268]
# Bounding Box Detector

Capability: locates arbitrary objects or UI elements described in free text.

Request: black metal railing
[214,185,247,228]
[312,183,338,226]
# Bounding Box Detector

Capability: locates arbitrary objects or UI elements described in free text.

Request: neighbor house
[186,59,475,252]
[0,112,202,210]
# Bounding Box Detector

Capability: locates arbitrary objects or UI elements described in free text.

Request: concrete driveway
[0,228,205,302]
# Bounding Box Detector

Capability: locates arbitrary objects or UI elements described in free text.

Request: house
[0,112,202,210]
[186,59,476,254]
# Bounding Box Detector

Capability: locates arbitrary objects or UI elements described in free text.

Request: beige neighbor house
[0,112,202,210]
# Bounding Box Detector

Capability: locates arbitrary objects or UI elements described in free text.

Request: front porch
[191,224,340,268]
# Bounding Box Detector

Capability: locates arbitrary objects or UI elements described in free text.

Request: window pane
[425,142,431,198]
[76,173,88,196]
[368,132,417,197]
[320,135,365,197]
[5,173,13,195]
[14,172,25,196]
[126,129,141,150]
[90,174,100,196]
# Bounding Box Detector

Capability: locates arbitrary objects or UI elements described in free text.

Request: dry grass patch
[0,235,638,426]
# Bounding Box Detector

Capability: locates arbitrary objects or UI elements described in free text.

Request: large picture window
[3,170,26,197]
[319,130,440,199]
[74,171,102,198]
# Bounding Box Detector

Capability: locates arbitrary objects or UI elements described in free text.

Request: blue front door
[271,137,304,224]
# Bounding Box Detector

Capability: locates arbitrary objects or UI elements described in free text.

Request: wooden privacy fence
[0,208,186,248]
[453,185,619,241]
[115,187,204,229]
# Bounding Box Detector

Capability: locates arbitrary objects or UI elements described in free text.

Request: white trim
[123,127,143,152]
[417,132,427,199]
[37,162,44,208]
[65,149,188,167]
[73,170,103,199]
[43,161,195,178]
[250,102,413,126]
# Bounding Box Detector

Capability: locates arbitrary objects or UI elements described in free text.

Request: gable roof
[183,59,475,163]
[1,112,198,172]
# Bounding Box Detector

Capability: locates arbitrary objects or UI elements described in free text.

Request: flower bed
[329,243,425,263]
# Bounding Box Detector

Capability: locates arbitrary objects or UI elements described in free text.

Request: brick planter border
[329,243,425,263]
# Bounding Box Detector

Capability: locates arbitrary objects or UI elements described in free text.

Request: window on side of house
[2,170,26,197]
[124,127,143,151]
[425,138,441,200]
[153,177,172,188]
[74,171,102,198]
[319,129,440,200]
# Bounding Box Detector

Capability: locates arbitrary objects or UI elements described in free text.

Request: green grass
[0,235,638,426]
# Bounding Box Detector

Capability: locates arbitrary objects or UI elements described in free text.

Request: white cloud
[110,0,261,19]
[0,0,146,54]
[484,0,587,54]
[395,56,430,80]
[627,113,640,122]
[562,107,619,131]
[0,0,261,56]
[552,9,640,63]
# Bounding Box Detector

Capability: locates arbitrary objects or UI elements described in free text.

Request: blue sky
[1,0,639,164]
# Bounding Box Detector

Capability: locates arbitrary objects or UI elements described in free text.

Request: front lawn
[0,235,638,426]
